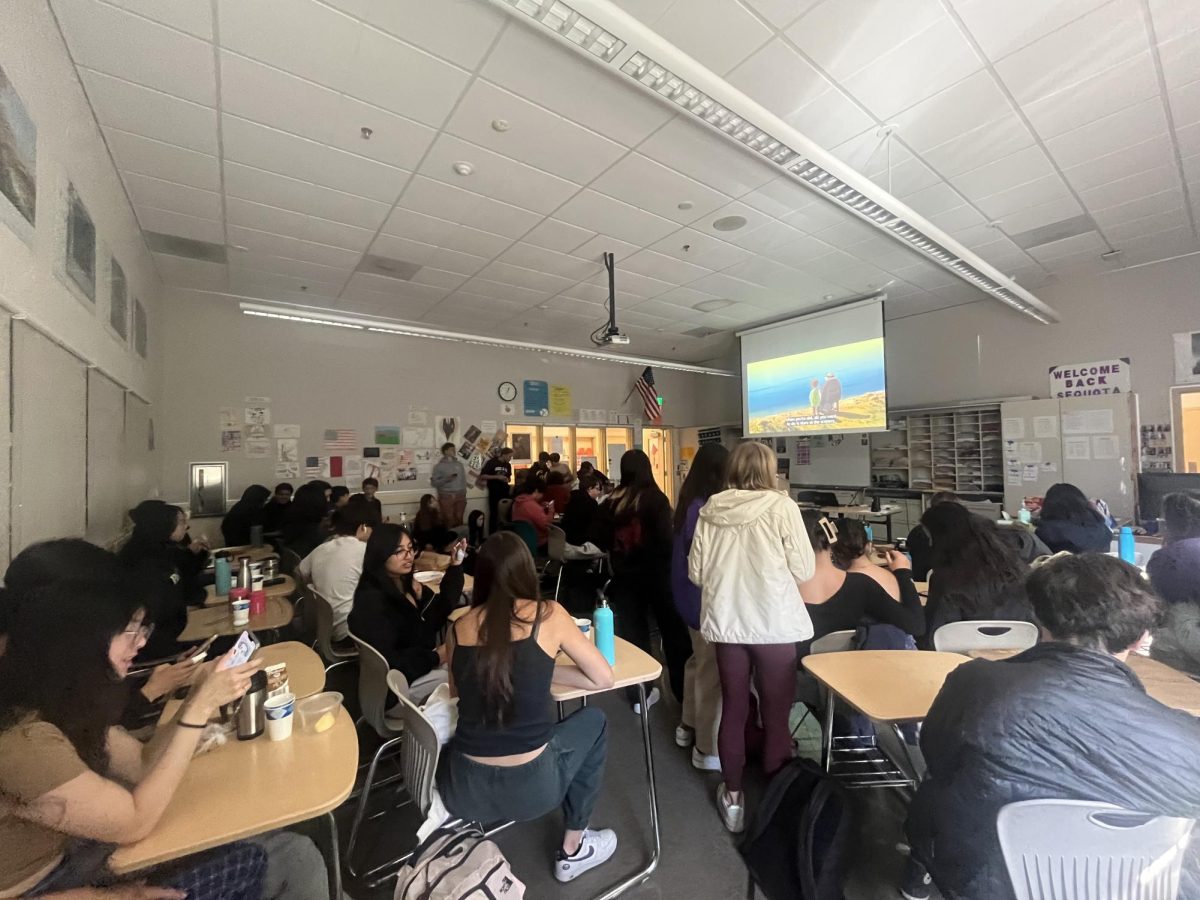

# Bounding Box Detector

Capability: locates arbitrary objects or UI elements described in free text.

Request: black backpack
[738,758,855,900]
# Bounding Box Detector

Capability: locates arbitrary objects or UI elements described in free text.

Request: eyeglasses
[123,623,155,642]
[391,545,416,557]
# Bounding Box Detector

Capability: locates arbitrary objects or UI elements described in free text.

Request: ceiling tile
[920,113,1035,177]
[743,0,822,29]
[729,216,808,254]
[890,70,1014,153]
[1060,133,1177,191]
[926,203,987,232]
[154,254,227,291]
[1079,164,1181,211]
[738,176,818,220]
[53,0,215,105]
[583,266,673,300]
[621,249,711,284]
[226,225,362,269]
[902,181,968,218]
[137,206,224,244]
[223,162,391,230]
[104,128,220,191]
[234,251,351,283]
[726,39,829,121]
[591,153,730,225]
[445,80,627,185]
[788,0,947,81]
[417,134,580,215]
[368,233,438,267]
[647,228,756,269]
[764,233,838,268]
[949,0,1112,61]
[993,194,1084,234]
[476,261,575,294]
[993,0,1148,103]
[398,176,542,239]
[497,244,600,281]
[843,17,983,120]
[784,87,877,148]
[225,197,307,237]
[833,129,912,177]
[101,0,212,39]
[570,233,642,265]
[218,0,358,86]
[1178,121,1200,157]
[1022,52,1160,140]
[222,115,409,202]
[326,96,438,171]
[522,219,595,254]
[1091,187,1185,226]
[1147,0,1200,41]
[973,173,1073,219]
[300,216,377,252]
[1170,78,1200,127]
[950,145,1057,200]
[319,0,505,69]
[555,190,680,246]
[639,117,777,198]
[482,23,673,147]
[1103,206,1192,244]
[1159,29,1200,90]
[456,278,548,305]
[651,0,773,74]
[1044,97,1169,168]
[608,0,676,23]
[79,69,217,153]
[381,208,514,258]
[123,171,221,219]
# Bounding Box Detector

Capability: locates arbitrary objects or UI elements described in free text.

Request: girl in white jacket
[688,440,815,832]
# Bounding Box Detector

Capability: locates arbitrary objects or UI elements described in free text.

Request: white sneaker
[554,828,618,883]
[632,687,660,715]
[692,747,721,771]
[717,784,745,833]
[675,723,694,747]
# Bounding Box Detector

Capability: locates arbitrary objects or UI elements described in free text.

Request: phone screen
[221,631,259,669]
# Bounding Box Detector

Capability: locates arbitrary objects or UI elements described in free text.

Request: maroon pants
[714,642,797,792]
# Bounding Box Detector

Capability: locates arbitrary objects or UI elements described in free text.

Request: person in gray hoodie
[430,442,468,527]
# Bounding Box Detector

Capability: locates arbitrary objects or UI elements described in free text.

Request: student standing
[689,441,815,833]
[479,447,514,535]
[296,496,379,641]
[430,442,468,527]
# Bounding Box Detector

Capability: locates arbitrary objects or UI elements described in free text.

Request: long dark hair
[118,500,183,562]
[829,518,870,569]
[1163,491,1200,543]
[1040,482,1104,527]
[360,523,415,599]
[0,572,139,773]
[4,539,124,636]
[414,494,440,533]
[283,482,329,543]
[612,449,661,516]
[674,444,729,532]
[469,532,542,725]
[924,503,1026,615]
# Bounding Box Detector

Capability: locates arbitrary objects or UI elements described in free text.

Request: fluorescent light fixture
[486,0,1060,325]
[238,301,737,376]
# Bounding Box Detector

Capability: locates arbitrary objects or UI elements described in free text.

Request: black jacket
[1035,516,1112,554]
[907,643,1200,900]
[596,488,673,580]
[122,541,209,661]
[347,566,464,685]
[561,488,600,547]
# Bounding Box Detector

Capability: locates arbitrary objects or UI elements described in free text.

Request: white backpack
[394,826,525,900]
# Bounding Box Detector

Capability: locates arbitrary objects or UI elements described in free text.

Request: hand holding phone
[451,539,468,566]
[220,631,260,670]
[177,635,218,666]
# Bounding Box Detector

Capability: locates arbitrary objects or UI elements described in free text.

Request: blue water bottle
[1118,526,1136,564]
[593,597,615,666]
[214,555,232,597]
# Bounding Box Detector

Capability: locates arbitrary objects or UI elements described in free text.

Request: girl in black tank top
[438,533,621,884]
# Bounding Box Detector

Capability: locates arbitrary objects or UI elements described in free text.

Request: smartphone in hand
[220,631,260,670]
[178,635,218,666]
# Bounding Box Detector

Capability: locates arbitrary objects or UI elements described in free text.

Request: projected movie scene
[747,337,886,435]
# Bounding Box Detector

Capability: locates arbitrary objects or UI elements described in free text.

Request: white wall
[157,291,741,503]
[0,2,165,555]
[885,254,1200,426]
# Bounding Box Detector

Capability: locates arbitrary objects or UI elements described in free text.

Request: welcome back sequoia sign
[1048,358,1131,398]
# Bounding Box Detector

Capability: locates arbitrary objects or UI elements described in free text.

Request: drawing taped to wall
[0,64,36,228]
[65,185,96,301]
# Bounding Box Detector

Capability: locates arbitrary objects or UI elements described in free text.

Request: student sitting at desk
[512,476,554,551]
[281,483,331,559]
[905,491,958,580]
[919,502,1033,648]
[1035,482,1113,554]
[439,533,618,884]
[260,482,293,534]
[1148,490,1200,676]
[543,470,572,513]
[348,524,464,702]
[297,496,379,642]
[220,484,271,547]
[830,518,899,600]
[412,494,458,552]
[561,474,602,547]
[903,554,1200,900]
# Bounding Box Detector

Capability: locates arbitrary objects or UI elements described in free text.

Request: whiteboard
[789,433,871,487]
[87,369,126,545]
[12,323,87,552]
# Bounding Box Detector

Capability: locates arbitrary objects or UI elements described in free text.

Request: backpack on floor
[394,825,525,900]
[738,758,854,900]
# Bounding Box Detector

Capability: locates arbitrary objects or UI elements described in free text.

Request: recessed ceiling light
[678,200,694,210]
[694,298,733,312]
[452,161,473,176]
[822,294,834,301]
[712,215,747,232]
[360,126,373,140]
[492,119,510,132]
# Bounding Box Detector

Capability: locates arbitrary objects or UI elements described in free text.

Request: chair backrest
[310,587,353,663]
[810,630,855,654]
[997,800,1195,900]
[932,620,1039,653]
[497,498,513,525]
[547,524,566,563]
[386,671,440,818]
[292,582,319,647]
[504,520,539,558]
[277,546,303,576]
[346,632,397,738]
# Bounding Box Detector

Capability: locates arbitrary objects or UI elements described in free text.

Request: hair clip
[819,516,838,545]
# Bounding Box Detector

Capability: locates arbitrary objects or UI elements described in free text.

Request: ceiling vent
[145,231,227,263]
[488,0,1059,324]
[356,255,422,281]
[1009,214,1098,250]
[683,325,723,339]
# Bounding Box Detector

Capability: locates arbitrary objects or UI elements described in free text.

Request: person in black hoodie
[920,502,1033,648]
[597,450,690,710]
[1035,482,1113,553]
[282,482,330,558]
[347,523,465,701]
[221,484,271,546]
[561,473,602,546]
[905,491,958,580]
[260,482,293,535]
[118,500,209,662]
[903,553,1200,900]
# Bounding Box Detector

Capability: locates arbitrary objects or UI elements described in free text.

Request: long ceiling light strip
[488,0,1059,325]
[238,301,737,377]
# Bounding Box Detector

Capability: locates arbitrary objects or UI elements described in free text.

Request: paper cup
[231,596,250,627]
[265,693,295,741]
[574,617,594,644]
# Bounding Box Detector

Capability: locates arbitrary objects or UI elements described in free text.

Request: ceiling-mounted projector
[599,329,630,346]
[591,252,629,347]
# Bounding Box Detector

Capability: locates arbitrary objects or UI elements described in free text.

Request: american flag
[303,456,321,477]
[635,367,662,424]
[324,428,358,450]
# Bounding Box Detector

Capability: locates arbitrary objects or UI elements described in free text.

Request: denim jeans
[438,706,608,831]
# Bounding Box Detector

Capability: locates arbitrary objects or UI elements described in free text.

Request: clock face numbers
[498,381,517,402]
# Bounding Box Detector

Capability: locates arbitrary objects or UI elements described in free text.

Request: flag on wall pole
[635,367,662,424]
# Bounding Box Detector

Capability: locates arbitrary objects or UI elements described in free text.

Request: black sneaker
[899,856,932,900]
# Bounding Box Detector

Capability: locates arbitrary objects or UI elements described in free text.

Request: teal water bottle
[214,555,232,596]
[593,597,615,666]
[1118,526,1136,564]
[864,524,873,542]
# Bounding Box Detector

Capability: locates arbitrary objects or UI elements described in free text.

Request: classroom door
[1173,386,1200,473]
[643,427,674,504]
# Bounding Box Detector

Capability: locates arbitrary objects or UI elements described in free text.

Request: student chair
[545,524,607,603]
[932,620,1039,654]
[997,800,1195,900]
[497,497,514,526]
[309,586,358,674]
[277,545,303,576]
[810,630,855,655]
[504,519,541,561]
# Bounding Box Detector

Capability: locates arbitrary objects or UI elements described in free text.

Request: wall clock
[498,381,517,402]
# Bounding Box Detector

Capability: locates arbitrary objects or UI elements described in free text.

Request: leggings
[714,642,797,793]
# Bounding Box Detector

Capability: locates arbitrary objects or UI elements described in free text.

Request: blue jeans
[438,707,608,831]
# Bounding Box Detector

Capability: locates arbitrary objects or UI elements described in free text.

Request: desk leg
[588,681,661,900]
[319,811,342,900]
[821,688,835,773]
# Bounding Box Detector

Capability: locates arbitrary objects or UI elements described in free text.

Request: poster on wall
[245,439,270,459]
[1174,332,1200,384]
[219,407,238,429]
[408,408,429,426]
[402,426,433,448]
[414,449,434,463]
[275,461,298,479]
[65,185,96,301]
[0,64,37,228]
[523,380,549,417]
[511,433,532,461]
[435,415,459,447]
[273,424,300,439]
[549,384,572,417]
[363,446,380,458]
[375,425,400,445]
[304,456,321,477]
[463,424,482,445]
[221,429,242,451]
[343,455,363,477]
[1048,358,1130,398]
[276,438,298,464]
[458,440,475,460]
[245,405,270,425]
